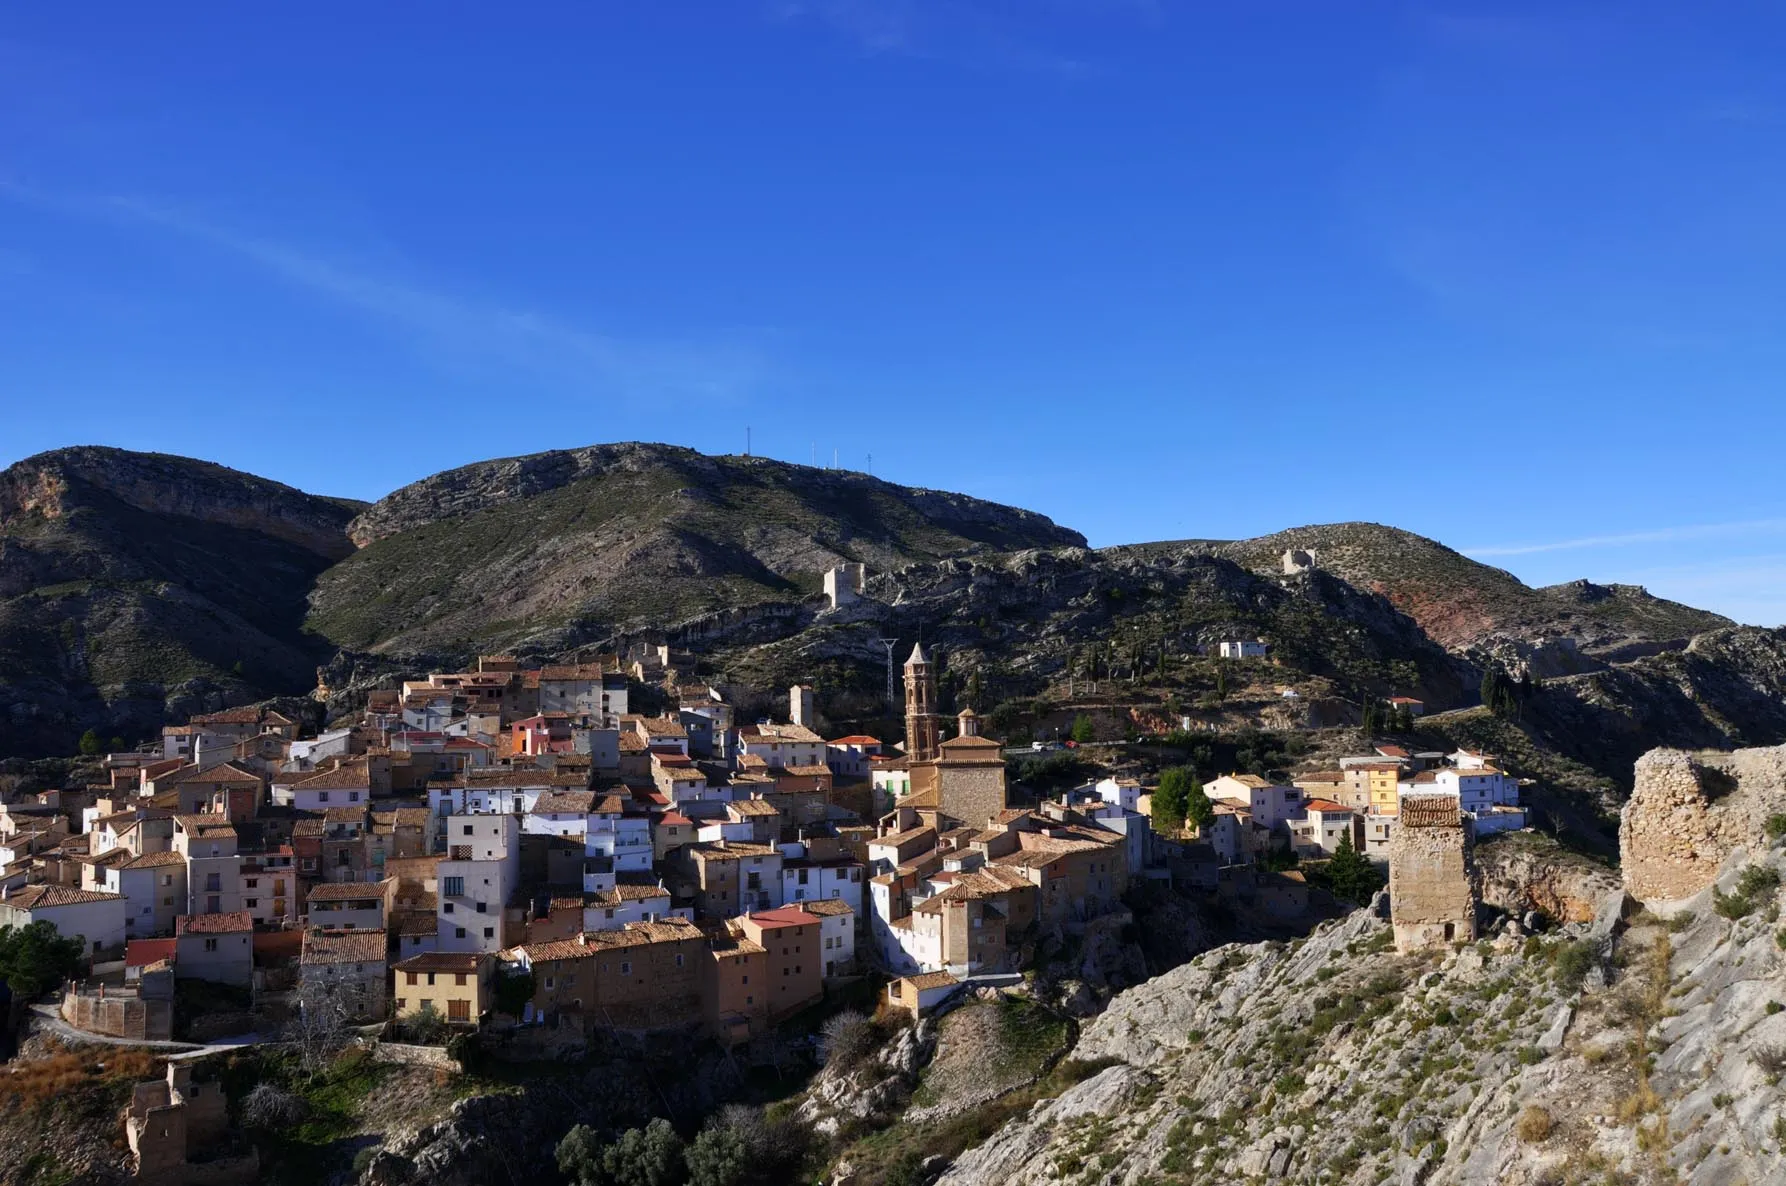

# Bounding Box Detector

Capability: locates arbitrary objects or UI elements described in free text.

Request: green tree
[1359,700,1379,738]
[0,921,88,999]
[557,1125,607,1186]
[1152,767,1191,833]
[109,736,126,752]
[1070,714,1096,744]
[77,728,102,757]
[603,1119,686,1186]
[1184,775,1214,829]
[684,1126,748,1186]
[1324,834,1382,906]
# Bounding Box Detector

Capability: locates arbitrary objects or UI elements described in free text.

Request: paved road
[25,1002,269,1059]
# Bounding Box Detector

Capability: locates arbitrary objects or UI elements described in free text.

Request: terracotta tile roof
[292,818,326,838]
[178,910,253,934]
[829,735,882,746]
[799,898,854,917]
[738,722,824,745]
[658,812,694,827]
[1304,799,1354,814]
[394,951,483,974]
[873,826,936,849]
[293,763,372,791]
[726,799,780,817]
[535,791,597,814]
[83,848,134,868]
[0,884,124,909]
[689,841,780,860]
[123,850,188,870]
[905,970,958,990]
[306,882,386,901]
[618,734,648,753]
[1399,795,1462,828]
[395,914,439,936]
[783,764,834,778]
[591,794,629,815]
[1293,771,1345,784]
[521,917,702,962]
[301,929,389,965]
[174,814,235,836]
[322,806,368,824]
[191,707,262,726]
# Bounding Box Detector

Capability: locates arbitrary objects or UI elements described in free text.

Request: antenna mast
[879,637,899,709]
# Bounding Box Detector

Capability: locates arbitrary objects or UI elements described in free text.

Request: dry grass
[1517,1105,1554,1143]
[0,1040,159,1107]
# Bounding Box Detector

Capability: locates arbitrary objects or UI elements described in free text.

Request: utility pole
[867,452,873,476]
[746,426,751,457]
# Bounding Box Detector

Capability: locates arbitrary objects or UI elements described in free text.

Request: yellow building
[392,951,491,1025]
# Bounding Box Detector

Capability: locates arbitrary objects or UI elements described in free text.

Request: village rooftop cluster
[2,637,1521,1045]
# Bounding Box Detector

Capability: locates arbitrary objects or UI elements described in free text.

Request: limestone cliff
[925,845,1786,1186]
[0,447,360,757]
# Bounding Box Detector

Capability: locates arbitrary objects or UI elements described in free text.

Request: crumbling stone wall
[1620,744,1786,901]
[1389,801,1478,953]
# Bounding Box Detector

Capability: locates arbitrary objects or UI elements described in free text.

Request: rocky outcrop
[1621,743,1786,901]
[926,841,1786,1186]
[0,446,358,561]
[1476,833,1622,923]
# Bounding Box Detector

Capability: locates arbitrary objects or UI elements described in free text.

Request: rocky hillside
[1213,523,1730,662]
[928,844,1786,1186]
[0,447,361,758]
[306,442,1085,654]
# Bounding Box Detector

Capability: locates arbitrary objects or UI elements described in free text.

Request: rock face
[0,447,360,757]
[928,843,1786,1186]
[1620,743,1786,901]
[1475,833,1622,923]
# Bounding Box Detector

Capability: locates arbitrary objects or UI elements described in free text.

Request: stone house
[299,929,389,1021]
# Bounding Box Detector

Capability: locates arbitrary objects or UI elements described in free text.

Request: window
[349,792,360,802]
[162,874,172,886]
[483,927,494,938]
[455,972,467,986]
[406,972,418,986]
[544,976,555,990]
[475,901,486,914]
[207,896,220,912]
[620,961,632,976]
[463,825,473,836]
[443,902,455,914]
[741,975,748,985]
[444,877,464,897]
[745,995,753,1005]
[455,927,467,938]
[319,792,329,803]
[203,938,218,952]
[448,998,470,1022]
[246,898,258,909]
[246,878,258,889]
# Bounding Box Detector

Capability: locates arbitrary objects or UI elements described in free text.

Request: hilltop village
[2,619,1529,1065]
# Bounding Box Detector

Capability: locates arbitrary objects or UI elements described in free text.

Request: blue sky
[3,2,1785,624]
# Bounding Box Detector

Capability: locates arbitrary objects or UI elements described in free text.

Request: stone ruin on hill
[1620,743,1786,901]
[1388,793,1479,953]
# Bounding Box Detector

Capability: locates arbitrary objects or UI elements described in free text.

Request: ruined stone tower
[903,643,941,763]
[1388,794,1478,952]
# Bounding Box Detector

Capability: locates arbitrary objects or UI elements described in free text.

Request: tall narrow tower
[903,643,941,763]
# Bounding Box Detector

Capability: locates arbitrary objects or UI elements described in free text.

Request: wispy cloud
[1464,518,1786,558]
[770,0,1091,76]
[0,181,770,401]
